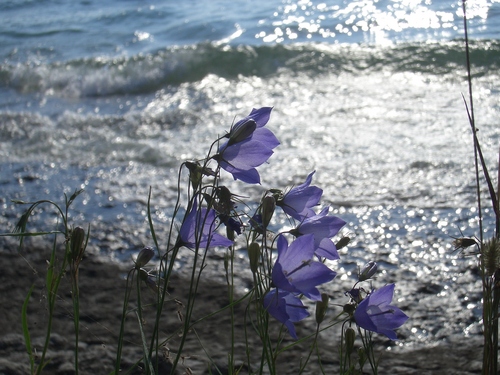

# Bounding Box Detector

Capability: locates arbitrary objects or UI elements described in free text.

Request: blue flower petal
[354,284,409,340]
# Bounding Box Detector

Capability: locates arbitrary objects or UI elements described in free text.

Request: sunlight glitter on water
[255,0,497,44]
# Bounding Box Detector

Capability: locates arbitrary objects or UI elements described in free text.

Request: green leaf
[22,285,35,375]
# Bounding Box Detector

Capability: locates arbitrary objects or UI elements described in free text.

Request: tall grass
[459,1,500,374]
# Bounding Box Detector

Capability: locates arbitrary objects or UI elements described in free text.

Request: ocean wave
[1,40,499,98]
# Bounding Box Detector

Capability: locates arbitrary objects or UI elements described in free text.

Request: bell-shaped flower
[215,107,279,184]
[290,207,346,260]
[276,171,323,220]
[226,107,279,148]
[358,261,378,282]
[272,234,336,301]
[134,246,155,269]
[263,289,309,340]
[179,201,233,249]
[354,284,409,340]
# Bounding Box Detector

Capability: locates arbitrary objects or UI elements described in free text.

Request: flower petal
[280,171,323,220]
[263,289,309,340]
[353,284,408,340]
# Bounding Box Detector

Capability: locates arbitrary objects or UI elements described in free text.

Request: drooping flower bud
[345,327,356,355]
[343,301,356,316]
[135,246,155,269]
[452,236,479,251]
[261,196,276,230]
[70,226,86,263]
[358,261,377,282]
[335,236,350,250]
[216,186,234,214]
[315,293,329,324]
[248,242,260,274]
[227,119,257,146]
[358,347,367,368]
[185,161,203,190]
[268,188,284,202]
[185,161,215,190]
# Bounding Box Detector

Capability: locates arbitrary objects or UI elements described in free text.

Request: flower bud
[217,185,232,201]
[135,247,155,268]
[358,261,377,282]
[185,161,202,189]
[452,236,479,251]
[261,196,276,230]
[228,119,257,145]
[315,293,329,324]
[358,347,367,368]
[248,242,260,274]
[335,236,350,250]
[345,327,356,355]
[70,226,86,263]
[343,302,356,316]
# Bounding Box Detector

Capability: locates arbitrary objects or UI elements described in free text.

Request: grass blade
[22,284,35,375]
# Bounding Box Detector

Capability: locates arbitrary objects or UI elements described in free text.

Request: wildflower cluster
[163,107,408,361]
[12,106,408,374]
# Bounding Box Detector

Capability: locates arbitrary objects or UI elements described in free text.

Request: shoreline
[0,244,483,374]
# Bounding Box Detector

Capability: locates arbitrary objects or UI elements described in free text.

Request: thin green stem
[226,245,236,374]
[358,328,377,375]
[298,324,320,374]
[22,285,35,374]
[114,269,135,374]
[36,235,68,375]
[70,256,80,374]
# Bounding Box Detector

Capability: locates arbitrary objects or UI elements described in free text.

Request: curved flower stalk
[178,200,233,249]
[354,284,408,340]
[263,290,309,340]
[214,107,280,184]
[275,171,323,221]
[290,206,346,260]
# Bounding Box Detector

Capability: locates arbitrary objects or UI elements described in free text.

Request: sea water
[1,0,500,349]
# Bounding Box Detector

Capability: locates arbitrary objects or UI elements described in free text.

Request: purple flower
[358,261,378,281]
[276,171,323,221]
[291,207,346,260]
[354,284,409,340]
[272,234,336,301]
[179,201,233,249]
[219,214,242,235]
[263,289,309,340]
[215,107,279,184]
[227,107,279,147]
